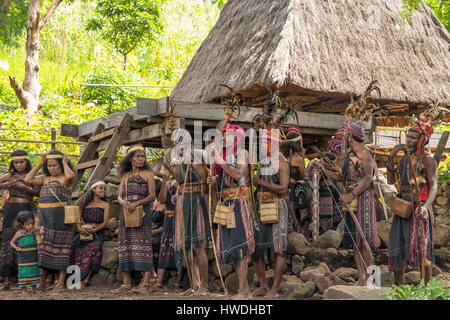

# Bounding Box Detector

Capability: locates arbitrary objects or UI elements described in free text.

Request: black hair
[280,131,303,157]
[13,211,34,230]
[8,150,32,174]
[76,180,107,212]
[118,149,151,178]
[43,150,74,176]
[351,134,364,143]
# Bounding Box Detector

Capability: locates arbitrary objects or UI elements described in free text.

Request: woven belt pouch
[260,201,279,224]
[391,197,412,219]
[80,224,93,241]
[64,205,81,224]
[124,205,144,228]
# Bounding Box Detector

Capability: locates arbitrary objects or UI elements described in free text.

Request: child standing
[10,211,40,293]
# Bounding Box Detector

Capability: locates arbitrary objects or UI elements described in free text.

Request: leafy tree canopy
[86,0,166,68]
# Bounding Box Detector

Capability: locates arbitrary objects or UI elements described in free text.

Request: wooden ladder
[72,113,132,190]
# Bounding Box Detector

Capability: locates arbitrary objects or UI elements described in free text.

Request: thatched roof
[170,0,450,108]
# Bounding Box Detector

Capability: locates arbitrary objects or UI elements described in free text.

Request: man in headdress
[207,121,255,300]
[320,120,378,286]
[386,119,438,285]
[252,126,290,298]
[172,129,210,296]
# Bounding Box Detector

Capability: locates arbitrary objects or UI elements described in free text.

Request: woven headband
[90,181,105,189]
[46,154,64,159]
[11,156,29,161]
[127,146,145,155]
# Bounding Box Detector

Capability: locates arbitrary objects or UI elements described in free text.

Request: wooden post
[51,128,56,151]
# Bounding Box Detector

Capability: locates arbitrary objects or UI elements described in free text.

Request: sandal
[111,284,132,294]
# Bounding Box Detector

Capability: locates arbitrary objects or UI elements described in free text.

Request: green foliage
[401,0,450,32]
[381,278,450,300]
[81,65,139,113]
[211,0,227,9]
[86,0,165,68]
[0,0,28,47]
[438,154,450,187]
[0,97,106,167]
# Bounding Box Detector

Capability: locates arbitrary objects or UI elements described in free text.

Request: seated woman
[70,180,110,289]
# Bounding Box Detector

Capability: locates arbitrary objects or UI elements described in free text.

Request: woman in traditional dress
[150,176,164,274]
[112,145,156,294]
[150,169,183,292]
[0,150,39,290]
[70,180,110,288]
[280,126,305,234]
[25,150,75,293]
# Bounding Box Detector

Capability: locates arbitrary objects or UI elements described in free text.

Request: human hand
[38,154,46,167]
[390,144,406,160]
[128,202,138,211]
[340,193,354,205]
[206,175,217,185]
[39,227,44,236]
[15,247,22,252]
[80,229,90,237]
[152,200,159,210]
[62,155,68,164]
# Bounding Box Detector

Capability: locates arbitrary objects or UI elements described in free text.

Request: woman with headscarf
[24,150,75,292]
[0,150,39,290]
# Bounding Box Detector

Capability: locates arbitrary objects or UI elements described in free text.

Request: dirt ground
[0,283,280,300]
[0,273,448,300]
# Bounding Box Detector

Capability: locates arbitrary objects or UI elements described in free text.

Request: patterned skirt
[70,231,104,281]
[118,202,153,272]
[174,193,210,263]
[342,189,378,249]
[38,206,73,271]
[18,233,40,287]
[217,197,255,264]
[253,199,289,260]
[0,203,32,277]
[158,215,177,270]
[388,208,434,272]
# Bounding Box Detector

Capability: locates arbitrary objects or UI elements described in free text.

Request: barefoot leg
[252,258,269,296]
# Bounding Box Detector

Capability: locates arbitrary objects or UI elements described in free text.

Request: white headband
[90,181,105,189]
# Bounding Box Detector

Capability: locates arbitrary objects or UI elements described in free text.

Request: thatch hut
[170,0,450,116]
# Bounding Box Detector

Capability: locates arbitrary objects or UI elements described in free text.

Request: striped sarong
[18,232,40,287]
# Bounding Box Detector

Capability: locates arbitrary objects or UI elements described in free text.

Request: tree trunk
[123,53,127,71]
[0,0,12,28]
[9,0,64,113]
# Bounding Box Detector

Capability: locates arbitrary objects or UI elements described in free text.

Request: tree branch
[39,0,64,30]
[9,76,28,108]
[0,0,12,27]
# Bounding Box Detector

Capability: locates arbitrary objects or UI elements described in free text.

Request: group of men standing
[170,106,440,299]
